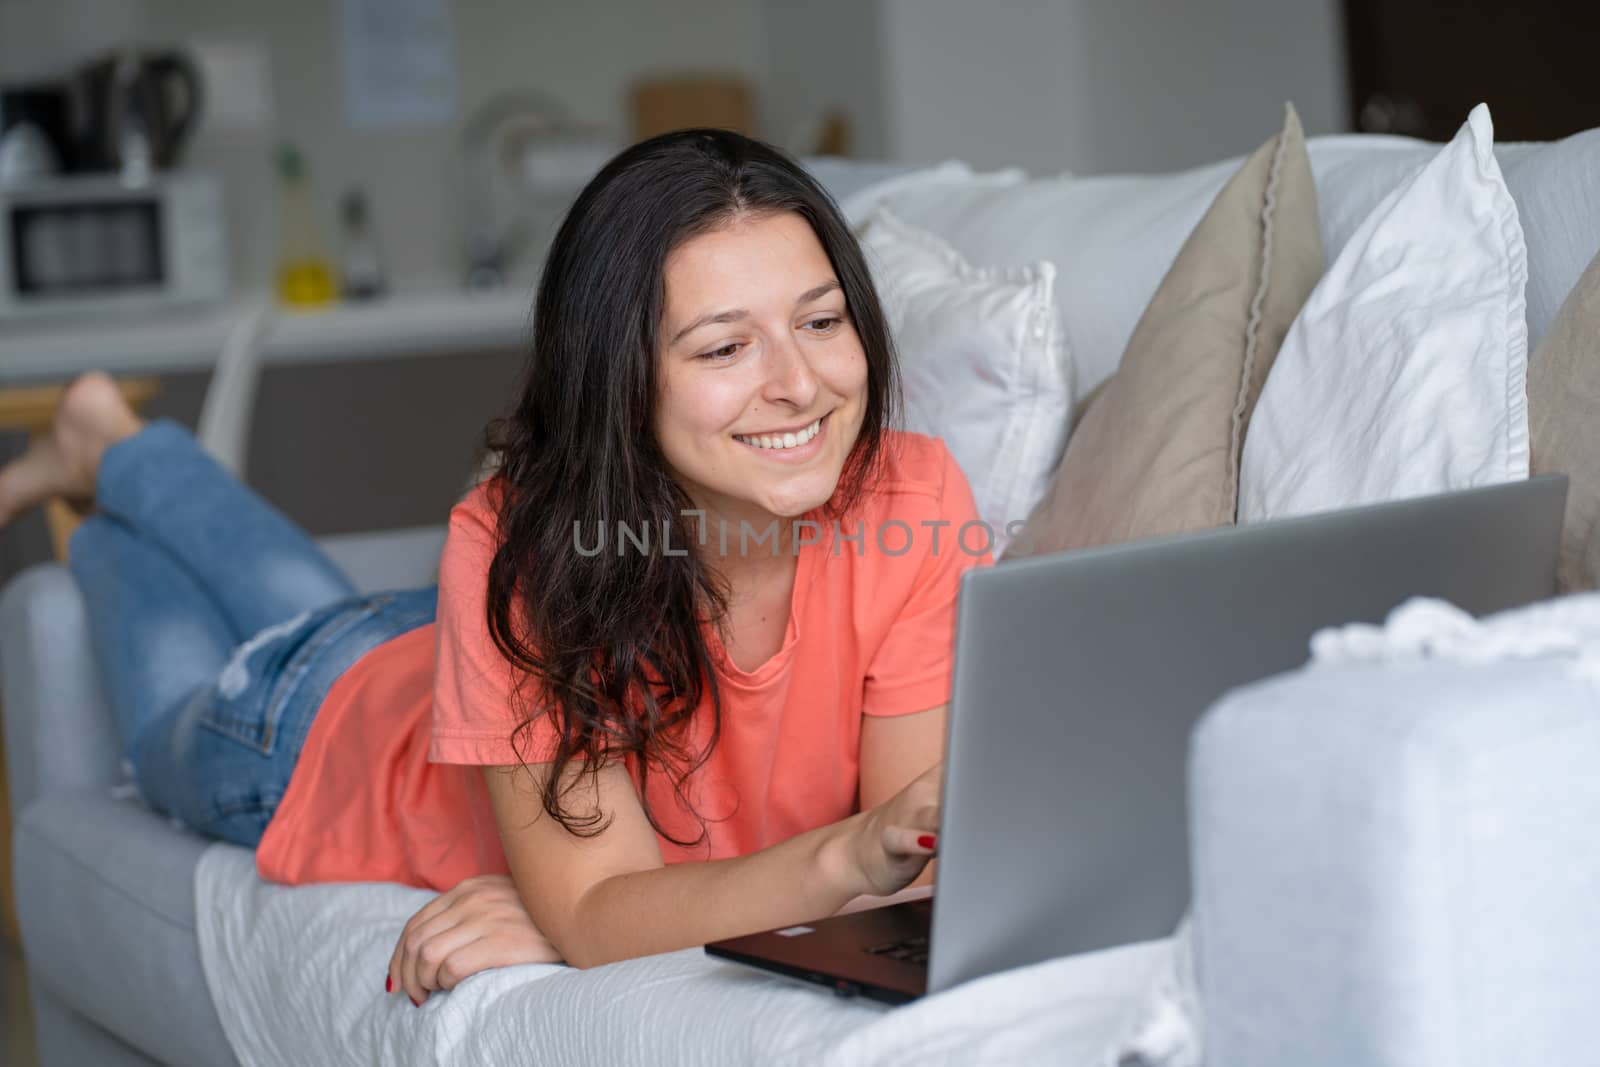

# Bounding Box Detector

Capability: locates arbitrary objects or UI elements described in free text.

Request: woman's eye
[803,316,843,333]
[701,342,742,361]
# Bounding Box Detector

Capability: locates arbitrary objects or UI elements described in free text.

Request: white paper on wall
[338,0,458,129]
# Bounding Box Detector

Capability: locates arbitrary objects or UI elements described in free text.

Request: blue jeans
[67,419,437,847]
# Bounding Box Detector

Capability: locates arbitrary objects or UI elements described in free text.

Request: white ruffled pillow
[1239,103,1531,522]
[859,208,1071,554]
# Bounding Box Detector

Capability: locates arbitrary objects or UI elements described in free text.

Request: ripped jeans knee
[124,587,439,846]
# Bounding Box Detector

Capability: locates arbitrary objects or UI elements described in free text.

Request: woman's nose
[761,335,820,408]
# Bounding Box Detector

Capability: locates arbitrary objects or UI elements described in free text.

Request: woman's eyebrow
[795,280,841,305]
[669,280,842,346]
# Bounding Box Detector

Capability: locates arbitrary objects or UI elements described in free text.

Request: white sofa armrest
[0,565,122,810]
[1191,650,1600,1066]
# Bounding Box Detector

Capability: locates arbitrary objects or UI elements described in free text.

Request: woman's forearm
[561,811,871,968]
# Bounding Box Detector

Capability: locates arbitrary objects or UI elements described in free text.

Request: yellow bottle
[274,143,338,307]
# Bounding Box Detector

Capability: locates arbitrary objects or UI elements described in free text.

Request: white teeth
[737,418,821,451]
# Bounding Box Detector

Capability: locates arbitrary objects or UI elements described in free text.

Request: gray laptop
[706,475,1567,1004]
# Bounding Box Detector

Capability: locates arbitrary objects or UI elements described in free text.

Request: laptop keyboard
[865,935,929,966]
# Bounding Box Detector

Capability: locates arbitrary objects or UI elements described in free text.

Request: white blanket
[195,845,1177,1066]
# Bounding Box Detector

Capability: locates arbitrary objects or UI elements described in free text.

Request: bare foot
[0,372,144,528]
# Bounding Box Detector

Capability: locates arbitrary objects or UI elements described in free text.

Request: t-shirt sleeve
[429,485,560,766]
[861,440,993,717]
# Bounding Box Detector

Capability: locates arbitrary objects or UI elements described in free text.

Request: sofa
[5,130,1600,1066]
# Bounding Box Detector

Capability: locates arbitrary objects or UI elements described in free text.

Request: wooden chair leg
[44,498,81,564]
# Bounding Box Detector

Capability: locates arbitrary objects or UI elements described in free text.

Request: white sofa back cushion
[833,159,1025,224]
[859,209,1070,553]
[864,123,1599,403]
[1237,104,1530,522]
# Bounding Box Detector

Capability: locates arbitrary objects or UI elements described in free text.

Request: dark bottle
[338,188,386,301]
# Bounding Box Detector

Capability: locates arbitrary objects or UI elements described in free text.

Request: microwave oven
[0,171,227,321]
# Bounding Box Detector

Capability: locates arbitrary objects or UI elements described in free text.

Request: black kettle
[72,49,203,173]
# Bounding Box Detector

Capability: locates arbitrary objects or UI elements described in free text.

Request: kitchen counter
[0,290,533,386]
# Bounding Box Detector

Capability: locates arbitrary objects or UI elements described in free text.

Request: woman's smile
[733,411,830,462]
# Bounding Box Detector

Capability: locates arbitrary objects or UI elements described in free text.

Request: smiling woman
[380,130,992,986]
[0,129,992,1006]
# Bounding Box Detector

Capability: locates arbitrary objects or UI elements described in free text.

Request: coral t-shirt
[255,431,990,891]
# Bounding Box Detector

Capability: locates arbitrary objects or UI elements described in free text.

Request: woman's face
[654,211,869,536]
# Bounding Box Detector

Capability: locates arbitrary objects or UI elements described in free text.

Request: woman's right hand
[845,760,943,896]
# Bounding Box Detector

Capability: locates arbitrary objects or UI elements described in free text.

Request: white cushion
[861,129,1598,403]
[196,842,1173,1067]
[1237,104,1530,523]
[1298,130,1600,355]
[858,208,1070,553]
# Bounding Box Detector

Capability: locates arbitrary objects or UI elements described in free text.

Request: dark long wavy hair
[481,128,901,843]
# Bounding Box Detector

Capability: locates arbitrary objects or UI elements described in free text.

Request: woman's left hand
[387,874,563,1006]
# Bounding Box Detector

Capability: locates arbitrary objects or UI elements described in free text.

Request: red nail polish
[411,996,421,1008]
[385,975,392,993]
[918,834,937,849]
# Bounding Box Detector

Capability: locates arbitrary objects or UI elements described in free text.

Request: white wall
[879,0,1349,175]
[0,0,147,80]
[760,0,890,159]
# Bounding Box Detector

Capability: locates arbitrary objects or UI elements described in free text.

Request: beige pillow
[1005,104,1322,559]
[1529,246,1600,592]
